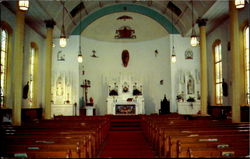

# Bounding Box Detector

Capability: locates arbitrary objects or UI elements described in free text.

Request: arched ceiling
[81,12,169,42]
[1,0,236,41]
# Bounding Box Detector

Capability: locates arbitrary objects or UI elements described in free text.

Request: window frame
[213,40,223,105]
[0,29,8,107]
[243,25,249,104]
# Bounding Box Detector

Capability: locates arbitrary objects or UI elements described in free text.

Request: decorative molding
[115,26,136,39]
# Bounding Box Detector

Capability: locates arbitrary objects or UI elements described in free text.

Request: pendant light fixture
[77,1,83,63]
[18,0,29,11]
[59,1,67,48]
[171,1,176,64]
[235,0,245,9]
[190,0,198,47]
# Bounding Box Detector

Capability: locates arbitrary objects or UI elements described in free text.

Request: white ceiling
[1,0,241,42]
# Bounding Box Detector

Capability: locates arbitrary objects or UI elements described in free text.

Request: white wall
[170,35,200,112]
[51,36,80,114]
[1,5,46,109]
[206,4,249,106]
[80,37,171,115]
[22,25,46,108]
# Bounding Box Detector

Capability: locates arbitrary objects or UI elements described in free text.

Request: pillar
[229,1,241,123]
[12,7,26,126]
[44,20,55,119]
[196,18,208,115]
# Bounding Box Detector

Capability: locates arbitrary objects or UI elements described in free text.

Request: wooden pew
[141,114,250,158]
[1,115,110,158]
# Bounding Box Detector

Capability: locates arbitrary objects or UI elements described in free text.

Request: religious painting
[116,105,135,115]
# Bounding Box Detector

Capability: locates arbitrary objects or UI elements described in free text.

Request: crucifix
[80,79,91,105]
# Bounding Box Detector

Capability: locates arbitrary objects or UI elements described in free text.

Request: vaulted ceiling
[2,0,236,42]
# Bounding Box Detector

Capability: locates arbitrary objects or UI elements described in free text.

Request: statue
[23,81,29,99]
[56,76,63,96]
[187,75,194,94]
[222,78,228,97]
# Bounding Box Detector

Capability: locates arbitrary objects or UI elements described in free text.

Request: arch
[0,21,13,34]
[0,21,13,108]
[212,39,223,105]
[240,21,249,104]
[71,3,179,35]
[29,42,39,107]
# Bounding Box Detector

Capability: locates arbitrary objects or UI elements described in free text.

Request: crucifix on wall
[80,79,91,106]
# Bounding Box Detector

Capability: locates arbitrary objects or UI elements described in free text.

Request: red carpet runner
[98,116,155,158]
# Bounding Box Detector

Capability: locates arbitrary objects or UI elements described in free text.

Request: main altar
[106,76,145,115]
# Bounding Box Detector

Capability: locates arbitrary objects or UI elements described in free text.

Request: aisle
[98,115,155,158]
[99,131,155,158]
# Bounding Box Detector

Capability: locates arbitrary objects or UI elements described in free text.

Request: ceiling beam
[59,0,77,26]
[99,1,103,8]
[147,0,152,6]
[183,0,217,36]
[81,2,88,15]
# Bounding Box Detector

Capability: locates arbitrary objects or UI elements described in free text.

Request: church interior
[0,0,249,158]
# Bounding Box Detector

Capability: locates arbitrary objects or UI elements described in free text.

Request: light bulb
[78,54,83,63]
[19,0,29,11]
[59,36,67,48]
[171,54,176,63]
[190,35,198,47]
[235,0,245,9]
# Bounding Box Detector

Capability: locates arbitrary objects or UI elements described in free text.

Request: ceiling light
[18,0,29,11]
[190,0,198,47]
[59,1,67,48]
[235,0,245,8]
[171,1,176,64]
[77,0,83,63]
[190,35,198,47]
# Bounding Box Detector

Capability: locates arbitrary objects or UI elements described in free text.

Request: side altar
[106,76,145,115]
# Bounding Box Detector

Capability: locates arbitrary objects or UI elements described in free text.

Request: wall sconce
[154,50,158,57]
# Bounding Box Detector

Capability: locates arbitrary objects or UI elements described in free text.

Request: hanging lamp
[190,0,198,47]
[171,2,176,63]
[235,0,245,9]
[59,1,67,48]
[18,0,29,11]
[77,1,83,63]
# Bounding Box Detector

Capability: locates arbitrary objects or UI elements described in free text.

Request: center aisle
[98,115,155,158]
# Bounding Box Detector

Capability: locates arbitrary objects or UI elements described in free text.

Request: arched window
[243,26,249,104]
[0,28,9,107]
[213,40,223,105]
[29,42,38,107]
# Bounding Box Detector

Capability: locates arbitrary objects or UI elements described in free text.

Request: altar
[106,76,145,115]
